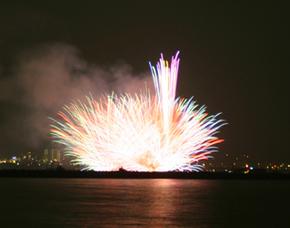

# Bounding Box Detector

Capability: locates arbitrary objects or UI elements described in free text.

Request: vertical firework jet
[50,52,225,171]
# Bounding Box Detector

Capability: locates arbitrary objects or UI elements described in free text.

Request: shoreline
[0,169,289,180]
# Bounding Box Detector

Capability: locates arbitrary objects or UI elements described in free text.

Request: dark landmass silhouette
[0,169,289,180]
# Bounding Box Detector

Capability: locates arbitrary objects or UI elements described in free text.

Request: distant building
[43,149,49,162]
[52,148,62,162]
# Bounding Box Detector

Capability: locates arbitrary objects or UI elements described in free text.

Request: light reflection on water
[0,178,289,227]
[62,179,215,227]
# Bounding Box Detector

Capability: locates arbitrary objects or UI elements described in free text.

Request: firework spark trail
[50,52,226,171]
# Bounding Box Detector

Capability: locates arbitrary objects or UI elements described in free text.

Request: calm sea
[0,178,289,227]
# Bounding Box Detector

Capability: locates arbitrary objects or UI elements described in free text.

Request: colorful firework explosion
[50,52,225,171]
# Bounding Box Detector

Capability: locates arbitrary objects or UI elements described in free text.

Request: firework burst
[50,52,225,171]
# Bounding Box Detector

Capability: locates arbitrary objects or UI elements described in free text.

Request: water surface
[0,178,289,227]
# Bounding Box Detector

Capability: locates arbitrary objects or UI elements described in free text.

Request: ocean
[0,178,289,227]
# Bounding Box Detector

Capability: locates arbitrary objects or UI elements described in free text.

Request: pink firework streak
[50,52,226,171]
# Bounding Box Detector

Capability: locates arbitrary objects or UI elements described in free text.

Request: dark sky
[0,1,289,162]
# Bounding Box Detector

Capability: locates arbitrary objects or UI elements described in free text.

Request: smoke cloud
[0,43,152,153]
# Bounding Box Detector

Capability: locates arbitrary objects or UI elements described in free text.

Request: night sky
[0,1,289,162]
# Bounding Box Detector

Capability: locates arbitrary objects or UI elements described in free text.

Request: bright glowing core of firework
[50,52,225,171]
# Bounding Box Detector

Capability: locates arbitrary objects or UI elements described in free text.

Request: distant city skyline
[1,149,289,174]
